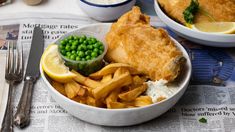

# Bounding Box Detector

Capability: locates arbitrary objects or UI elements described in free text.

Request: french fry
[134,96,153,107]
[77,86,86,97]
[106,89,121,108]
[65,83,77,98]
[107,102,126,109]
[71,96,80,102]
[118,83,147,101]
[86,96,104,107]
[51,81,66,96]
[92,71,132,99]
[65,80,87,98]
[89,63,140,79]
[72,70,102,89]
[132,75,145,86]
[113,68,129,78]
[82,85,93,97]
[101,74,112,83]
[121,96,153,107]
[86,96,96,106]
[79,96,87,104]
[72,96,87,104]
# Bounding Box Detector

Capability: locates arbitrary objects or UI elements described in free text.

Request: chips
[51,63,153,109]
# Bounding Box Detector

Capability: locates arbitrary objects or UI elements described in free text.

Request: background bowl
[154,0,235,47]
[78,0,136,22]
[40,23,192,126]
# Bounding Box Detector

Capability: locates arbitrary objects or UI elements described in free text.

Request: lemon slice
[41,44,76,83]
[192,22,235,34]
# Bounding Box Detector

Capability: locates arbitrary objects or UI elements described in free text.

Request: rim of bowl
[40,23,192,112]
[80,0,133,7]
[154,0,235,37]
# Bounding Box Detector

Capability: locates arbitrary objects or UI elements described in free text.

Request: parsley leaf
[183,0,199,24]
[199,117,207,123]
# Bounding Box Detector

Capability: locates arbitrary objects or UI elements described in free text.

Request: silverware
[1,41,24,132]
[14,26,44,128]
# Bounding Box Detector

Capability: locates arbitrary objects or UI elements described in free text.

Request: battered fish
[158,0,235,24]
[105,7,185,81]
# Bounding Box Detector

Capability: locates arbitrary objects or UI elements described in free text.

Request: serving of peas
[59,35,104,61]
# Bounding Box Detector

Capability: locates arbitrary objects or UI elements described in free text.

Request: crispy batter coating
[158,0,235,24]
[105,6,185,81]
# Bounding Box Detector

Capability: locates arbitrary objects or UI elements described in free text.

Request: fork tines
[5,41,23,82]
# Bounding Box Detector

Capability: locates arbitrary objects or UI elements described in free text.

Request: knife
[14,26,44,128]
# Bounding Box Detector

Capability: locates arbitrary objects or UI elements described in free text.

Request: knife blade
[25,26,44,79]
[14,26,44,128]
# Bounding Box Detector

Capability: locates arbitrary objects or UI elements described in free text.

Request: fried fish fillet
[105,7,186,81]
[158,0,235,24]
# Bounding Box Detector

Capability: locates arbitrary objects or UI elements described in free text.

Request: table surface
[0,0,156,16]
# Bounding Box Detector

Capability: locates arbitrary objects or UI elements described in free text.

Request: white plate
[154,0,235,47]
[40,23,192,126]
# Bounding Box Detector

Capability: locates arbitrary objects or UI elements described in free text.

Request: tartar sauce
[146,79,178,103]
[85,0,127,5]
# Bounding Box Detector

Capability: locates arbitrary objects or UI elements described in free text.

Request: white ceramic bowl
[40,23,192,126]
[154,0,235,47]
[78,0,136,21]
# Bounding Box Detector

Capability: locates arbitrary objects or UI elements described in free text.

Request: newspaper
[0,12,235,132]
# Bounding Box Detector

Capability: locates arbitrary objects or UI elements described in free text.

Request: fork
[0,41,23,132]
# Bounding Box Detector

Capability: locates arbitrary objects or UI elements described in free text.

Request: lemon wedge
[192,22,235,34]
[41,44,76,83]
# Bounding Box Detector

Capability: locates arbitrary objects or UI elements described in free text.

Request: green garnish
[183,0,199,24]
[199,117,207,123]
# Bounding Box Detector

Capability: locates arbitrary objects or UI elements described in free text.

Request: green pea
[91,52,98,57]
[74,36,79,40]
[72,41,78,46]
[78,51,85,57]
[99,45,104,51]
[68,36,74,40]
[66,52,71,58]
[81,35,86,40]
[87,45,93,50]
[86,55,91,60]
[77,46,82,51]
[85,50,91,56]
[99,50,103,55]
[94,43,100,48]
[83,40,88,45]
[64,38,68,43]
[76,56,81,61]
[60,50,66,55]
[79,38,84,43]
[60,40,66,45]
[88,40,93,45]
[91,38,97,44]
[70,55,76,60]
[71,50,76,54]
[65,45,71,51]
[71,45,77,50]
[69,40,73,44]
[59,45,64,49]
[66,51,71,55]
[94,48,99,53]
[81,44,87,50]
